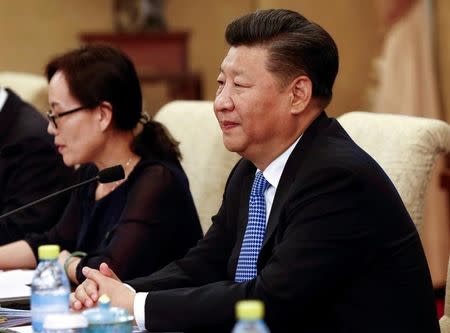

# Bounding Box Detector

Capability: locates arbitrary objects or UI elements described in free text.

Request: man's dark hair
[225,9,339,108]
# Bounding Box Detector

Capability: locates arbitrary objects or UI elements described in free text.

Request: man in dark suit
[0,87,72,245]
[72,9,440,333]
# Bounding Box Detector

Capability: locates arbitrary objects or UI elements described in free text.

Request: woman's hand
[58,250,70,268]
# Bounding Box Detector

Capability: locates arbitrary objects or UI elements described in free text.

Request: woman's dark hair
[45,44,181,161]
[225,9,339,108]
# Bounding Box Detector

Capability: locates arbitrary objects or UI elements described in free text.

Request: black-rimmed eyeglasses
[47,106,88,129]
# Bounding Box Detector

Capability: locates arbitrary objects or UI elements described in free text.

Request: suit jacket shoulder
[0,89,73,245]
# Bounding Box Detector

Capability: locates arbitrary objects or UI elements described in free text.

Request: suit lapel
[261,111,330,250]
[0,91,18,143]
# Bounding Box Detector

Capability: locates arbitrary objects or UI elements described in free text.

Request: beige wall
[0,0,404,120]
[166,0,381,117]
[165,0,255,104]
[257,0,381,117]
[0,1,447,120]
[0,0,113,75]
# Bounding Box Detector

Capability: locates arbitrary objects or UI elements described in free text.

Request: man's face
[214,46,293,164]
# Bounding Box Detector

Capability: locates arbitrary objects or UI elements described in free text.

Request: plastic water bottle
[31,245,70,333]
[232,300,270,333]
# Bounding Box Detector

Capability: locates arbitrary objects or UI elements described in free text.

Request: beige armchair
[0,71,48,113]
[338,111,450,233]
[154,100,240,233]
[338,111,450,329]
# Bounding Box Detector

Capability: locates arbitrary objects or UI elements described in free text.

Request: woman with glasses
[0,45,203,284]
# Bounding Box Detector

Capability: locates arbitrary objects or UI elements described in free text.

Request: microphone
[0,165,125,220]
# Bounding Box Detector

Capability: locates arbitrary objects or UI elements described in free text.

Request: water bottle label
[31,293,69,332]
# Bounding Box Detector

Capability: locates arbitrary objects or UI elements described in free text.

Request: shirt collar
[0,87,8,112]
[259,135,302,189]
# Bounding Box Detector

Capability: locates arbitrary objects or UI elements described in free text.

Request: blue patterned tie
[235,171,270,282]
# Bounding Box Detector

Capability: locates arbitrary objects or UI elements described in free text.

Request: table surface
[0,270,33,304]
[10,326,153,333]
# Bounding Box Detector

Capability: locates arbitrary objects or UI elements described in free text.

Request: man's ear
[98,101,113,131]
[290,75,313,115]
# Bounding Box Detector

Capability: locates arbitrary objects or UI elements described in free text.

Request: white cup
[43,313,88,333]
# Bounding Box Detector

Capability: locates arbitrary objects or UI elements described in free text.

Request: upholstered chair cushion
[338,111,450,233]
[154,100,240,233]
[0,71,48,113]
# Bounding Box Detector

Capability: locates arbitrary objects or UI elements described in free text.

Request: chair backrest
[339,112,450,329]
[0,71,48,113]
[154,100,240,233]
[338,111,450,233]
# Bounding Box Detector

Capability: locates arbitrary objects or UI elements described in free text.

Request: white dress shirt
[0,87,8,112]
[133,135,302,330]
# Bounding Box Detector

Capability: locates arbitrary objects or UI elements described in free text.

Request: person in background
[0,45,203,285]
[72,9,439,333]
[0,86,73,245]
